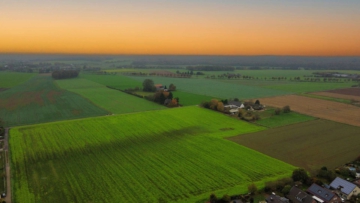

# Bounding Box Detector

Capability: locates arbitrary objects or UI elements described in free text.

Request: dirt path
[4,128,11,203]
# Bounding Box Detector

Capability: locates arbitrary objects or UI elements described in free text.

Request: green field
[255,109,315,128]
[228,119,360,170]
[81,74,142,90]
[0,72,36,88]
[172,91,218,106]
[266,82,354,93]
[128,76,291,100]
[57,78,166,114]
[10,107,295,203]
[0,76,108,127]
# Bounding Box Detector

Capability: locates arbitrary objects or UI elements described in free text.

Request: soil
[260,95,360,127]
[326,87,360,96]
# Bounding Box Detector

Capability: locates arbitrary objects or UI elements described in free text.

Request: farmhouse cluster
[266,177,360,203]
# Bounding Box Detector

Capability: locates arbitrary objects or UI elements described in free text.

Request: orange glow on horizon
[1,2,360,56]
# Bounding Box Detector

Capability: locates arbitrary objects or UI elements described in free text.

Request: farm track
[4,128,11,203]
[260,95,360,127]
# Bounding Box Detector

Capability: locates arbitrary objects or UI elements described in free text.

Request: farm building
[306,184,340,203]
[287,186,316,203]
[154,84,164,91]
[329,177,360,200]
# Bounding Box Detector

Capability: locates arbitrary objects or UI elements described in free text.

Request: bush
[283,105,291,113]
[275,108,281,115]
[248,183,257,194]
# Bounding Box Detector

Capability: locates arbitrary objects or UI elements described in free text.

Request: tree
[248,183,257,194]
[209,193,218,203]
[217,102,224,112]
[282,185,292,195]
[168,92,173,99]
[169,84,176,91]
[143,79,155,92]
[275,108,281,115]
[283,105,291,113]
[210,99,219,110]
[292,168,309,183]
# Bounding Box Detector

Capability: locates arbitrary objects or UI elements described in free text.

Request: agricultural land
[255,109,315,128]
[0,72,36,89]
[0,75,108,127]
[259,95,360,127]
[128,76,291,100]
[56,78,166,114]
[10,107,295,203]
[228,119,360,170]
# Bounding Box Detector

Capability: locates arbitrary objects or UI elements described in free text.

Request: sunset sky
[1,0,360,56]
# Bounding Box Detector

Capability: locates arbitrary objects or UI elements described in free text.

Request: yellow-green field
[10,107,295,203]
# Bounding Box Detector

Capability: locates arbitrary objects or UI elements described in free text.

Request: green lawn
[0,76,108,127]
[256,109,315,128]
[10,107,295,203]
[57,78,166,114]
[0,72,36,88]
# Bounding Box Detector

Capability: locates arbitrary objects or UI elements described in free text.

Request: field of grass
[128,76,291,100]
[172,91,218,106]
[81,74,142,90]
[265,82,354,93]
[228,119,360,170]
[57,78,166,114]
[0,76,108,127]
[10,107,295,203]
[0,72,36,88]
[255,109,315,128]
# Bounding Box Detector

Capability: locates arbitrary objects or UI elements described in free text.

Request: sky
[1,0,360,56]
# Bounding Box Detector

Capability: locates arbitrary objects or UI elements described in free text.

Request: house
[330,177,360,200]
[306,184,339,203]
[154,84,164,91]
[266,194,289,203]
[228,101,242,107]
[287,186,316,203]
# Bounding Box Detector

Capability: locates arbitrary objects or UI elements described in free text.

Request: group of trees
[145,90,179,107]
[274,106,291,115]
[52,70,79,79]
[201,99,224,112]
[142,79,176,92]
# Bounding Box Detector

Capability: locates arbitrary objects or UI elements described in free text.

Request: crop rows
[11,107,295,202]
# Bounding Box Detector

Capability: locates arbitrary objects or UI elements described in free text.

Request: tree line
[52,70,79,79]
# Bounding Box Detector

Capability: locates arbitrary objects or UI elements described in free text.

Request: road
[4,128,11,203]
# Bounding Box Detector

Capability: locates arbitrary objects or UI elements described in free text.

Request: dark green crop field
[0,75,108,127]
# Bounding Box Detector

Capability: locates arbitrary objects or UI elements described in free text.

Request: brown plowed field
[311,92,360,101]
[326,87,360,96]
[260,95,360,127]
